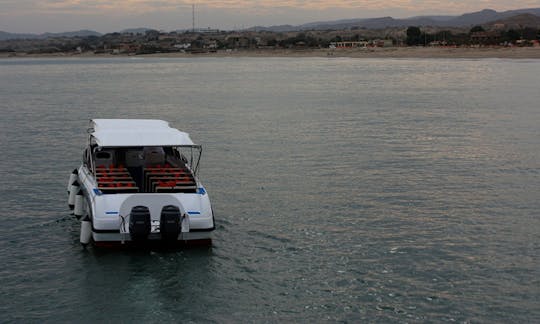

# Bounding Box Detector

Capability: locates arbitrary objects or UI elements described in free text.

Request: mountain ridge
[250,8,540,31]
[2,7,540,40]
[0,30,101,41]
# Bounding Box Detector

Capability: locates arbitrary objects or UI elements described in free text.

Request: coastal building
[330,40,393,49]
[374,39,393,47]
[174,43,191,50]
[330,41,368,49]
[203,40,218,50]
[193,28,221,34]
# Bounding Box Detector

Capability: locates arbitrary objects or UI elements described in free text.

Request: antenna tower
[192,4,195,32]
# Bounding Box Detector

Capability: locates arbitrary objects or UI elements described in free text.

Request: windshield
[173,145,202,175]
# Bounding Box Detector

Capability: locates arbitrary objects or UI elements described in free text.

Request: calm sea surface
[0,57,539,322]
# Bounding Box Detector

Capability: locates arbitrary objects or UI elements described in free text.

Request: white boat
[67,119,215,246]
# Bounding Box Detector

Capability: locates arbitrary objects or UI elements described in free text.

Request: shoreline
[2,46,540,59]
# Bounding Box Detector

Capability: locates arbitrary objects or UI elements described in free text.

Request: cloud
[30,0,540,14]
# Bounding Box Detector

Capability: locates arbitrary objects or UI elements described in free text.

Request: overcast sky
[1,0,539,33]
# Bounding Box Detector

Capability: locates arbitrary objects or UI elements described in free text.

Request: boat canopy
[89,119,196,147]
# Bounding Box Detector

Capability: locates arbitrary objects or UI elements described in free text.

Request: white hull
[77,165,214,244]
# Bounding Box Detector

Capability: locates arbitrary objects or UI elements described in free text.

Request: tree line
[406,26,540,46]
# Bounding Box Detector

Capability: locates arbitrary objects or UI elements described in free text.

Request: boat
[67,119,215,246]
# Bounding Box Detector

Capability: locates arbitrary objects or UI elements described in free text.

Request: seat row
[96,164,138,193]
[143,166,197,193]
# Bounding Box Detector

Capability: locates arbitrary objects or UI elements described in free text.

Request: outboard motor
[129,206,151,241]
[160,205,181,241]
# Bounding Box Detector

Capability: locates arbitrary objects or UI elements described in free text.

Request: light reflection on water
[0,57,539,322]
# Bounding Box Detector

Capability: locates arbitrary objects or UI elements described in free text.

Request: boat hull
[77,165,215,244]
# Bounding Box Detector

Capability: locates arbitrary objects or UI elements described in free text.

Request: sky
[1,0,539,34]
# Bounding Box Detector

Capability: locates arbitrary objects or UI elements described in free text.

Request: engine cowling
[129,206,151,241]
[160,205,181,241]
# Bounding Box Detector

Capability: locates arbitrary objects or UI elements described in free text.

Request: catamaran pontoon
[67,119,215,246]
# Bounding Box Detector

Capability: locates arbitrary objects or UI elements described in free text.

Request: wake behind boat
[67,119,215,246]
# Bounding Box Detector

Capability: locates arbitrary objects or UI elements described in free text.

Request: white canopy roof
[90,119,196,147]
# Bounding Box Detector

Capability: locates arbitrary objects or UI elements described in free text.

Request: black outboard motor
[160,205,181,241]
[129,206,151,241]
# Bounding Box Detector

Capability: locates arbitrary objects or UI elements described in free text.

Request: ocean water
[0,57,539,322]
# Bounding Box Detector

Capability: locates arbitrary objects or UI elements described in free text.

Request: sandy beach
[2,46,540,59]
[246,46,540,59]
[174,46,540,59]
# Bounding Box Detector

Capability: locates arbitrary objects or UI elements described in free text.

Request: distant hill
[120,28,152,34]
[0,31,36,40]
[250,7,540,31]
[486,13,540,29]
[249,25,298,33]
[0,30,101,41]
